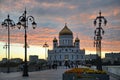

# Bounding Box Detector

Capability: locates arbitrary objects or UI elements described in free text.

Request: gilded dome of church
[53,37,57,42]
[59,23,73,35]
[75,37,79,42]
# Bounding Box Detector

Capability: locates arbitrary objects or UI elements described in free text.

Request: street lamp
[17,9,37,77]
[94,11,107,71]
[1,15,15,73]
[3,43,8,60]
[43,42,49,60]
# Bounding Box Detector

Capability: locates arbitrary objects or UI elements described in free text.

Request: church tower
[53,37,58,48]
[74,37,80,48]
[59,23,73,46]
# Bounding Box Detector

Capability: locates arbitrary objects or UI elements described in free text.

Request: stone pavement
[0,66,118,80]
[0,67,69,80]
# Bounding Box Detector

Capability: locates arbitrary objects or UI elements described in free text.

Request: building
[104,52,120,64]
[10,58,23,63]
[48,24,85,65]
[1,58,7,63]
[29,55,38,63]
[85,54,97,60]
[1,58,23,63]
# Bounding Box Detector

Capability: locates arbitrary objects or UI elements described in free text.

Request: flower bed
[63,68,109,80]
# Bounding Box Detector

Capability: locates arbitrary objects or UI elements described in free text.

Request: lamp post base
[96,56,102,71]
[7,60,10,73]
[7,68,10,73]
[23,64,29,77]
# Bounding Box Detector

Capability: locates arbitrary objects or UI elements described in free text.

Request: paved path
[0,66,118,80]
[0,67,68,80]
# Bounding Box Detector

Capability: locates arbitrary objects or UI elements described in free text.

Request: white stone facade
[48,24,85,65]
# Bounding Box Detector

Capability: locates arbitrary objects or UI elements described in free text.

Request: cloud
[0,0,120,54]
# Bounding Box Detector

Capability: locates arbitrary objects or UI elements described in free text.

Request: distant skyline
[0,0,120,60]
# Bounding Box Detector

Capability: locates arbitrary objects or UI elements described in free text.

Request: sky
[0,0,120,60]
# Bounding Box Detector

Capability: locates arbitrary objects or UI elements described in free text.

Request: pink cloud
[53,17,65,23]
[113,8,120,16]
[0,0,120,54]
[40,2,77,10]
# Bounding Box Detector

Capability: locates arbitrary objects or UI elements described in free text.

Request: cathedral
[48,23,85,65]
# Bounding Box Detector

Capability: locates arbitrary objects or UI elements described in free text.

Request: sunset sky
[0,0,120,60]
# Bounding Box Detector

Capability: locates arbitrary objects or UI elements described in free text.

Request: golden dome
[53,37,57,42]
[59,23,73,35]
[75,37,79,42]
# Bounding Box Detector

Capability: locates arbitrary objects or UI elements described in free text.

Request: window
[65,49,67,52]
[76,50,78,52]
[72,55,74,59]
[77,55,79,59]
[81,55,83,59]
[50,56,51,60]
[60,55,61,59]
[54,55,56,60]
[65,55,69,60]
[72,50,73,52]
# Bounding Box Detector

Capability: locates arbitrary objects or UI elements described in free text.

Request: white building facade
[48,24,85,65]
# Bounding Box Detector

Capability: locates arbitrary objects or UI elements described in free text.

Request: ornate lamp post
[1,15,15,73]
[17,9,37,77]
[43,42,49,60]
[94,11,107,71]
